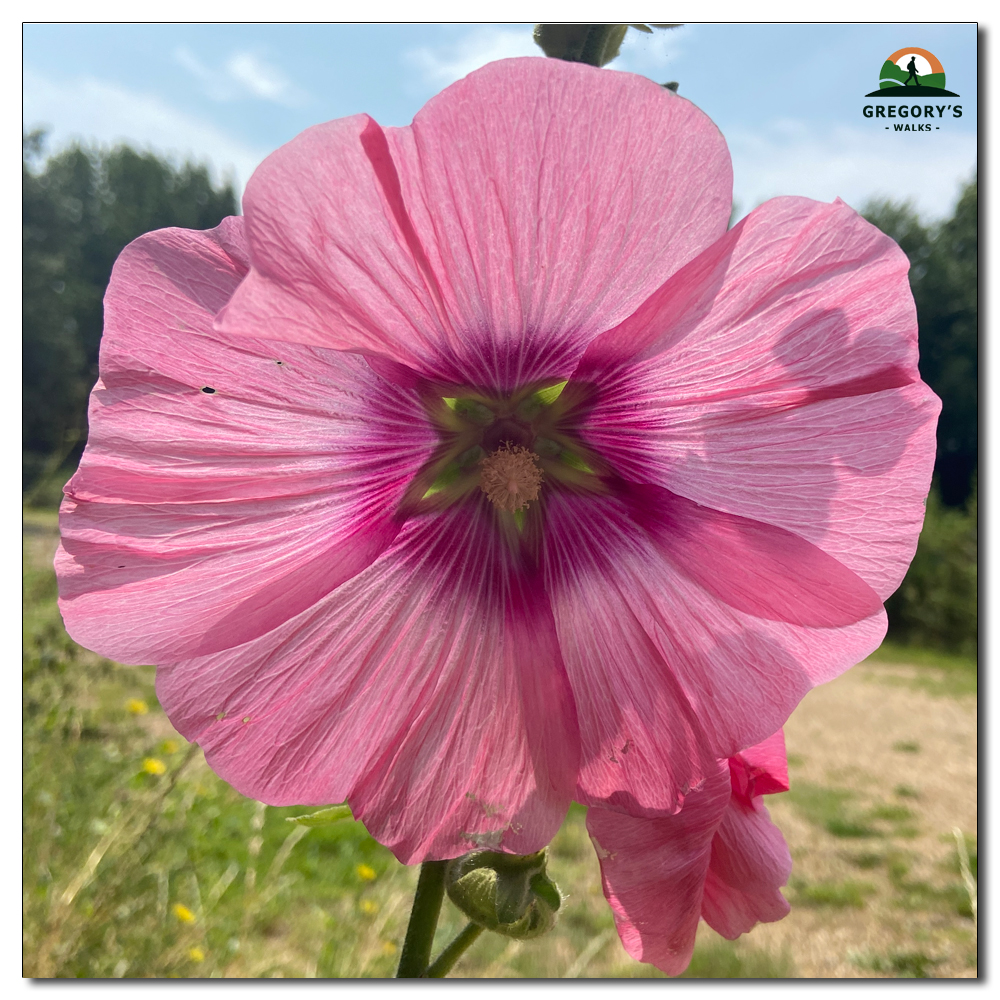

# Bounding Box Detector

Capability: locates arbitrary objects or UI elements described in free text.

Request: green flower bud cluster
[444,849,562,940]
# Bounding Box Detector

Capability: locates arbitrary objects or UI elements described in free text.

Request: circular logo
[869,47,959,96]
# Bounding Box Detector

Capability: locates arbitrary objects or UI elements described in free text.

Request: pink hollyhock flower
[56,55,939,962]
[588,730,792,975]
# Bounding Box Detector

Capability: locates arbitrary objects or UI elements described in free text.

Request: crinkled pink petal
[155,499,578,865]
[591,733,792,974]
[219,58,732,387]
[587,760,731,975]
[730,729,789,799]
[541,491,717,816]
[576,196,941,598]
[56,221,436,663]
[543,489,885,771]
[625,482,883,627]
[701,795,791,939]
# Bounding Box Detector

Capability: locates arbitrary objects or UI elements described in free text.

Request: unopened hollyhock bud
[445,850,561,939]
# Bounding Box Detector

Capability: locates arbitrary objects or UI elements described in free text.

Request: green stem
[424,922,485,978]
[395,860,447,978]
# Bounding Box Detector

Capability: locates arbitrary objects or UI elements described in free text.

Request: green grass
[791,878,876,909]
[852,949,941,978]
[785,784,880,839]
[846,852,884,870]
[786,782,924,842]
[680,941,792,978]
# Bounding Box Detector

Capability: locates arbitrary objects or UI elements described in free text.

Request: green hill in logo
[866,59,959,97]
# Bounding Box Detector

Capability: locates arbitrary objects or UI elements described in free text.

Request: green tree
[22,132,237,497]
[863,176,978,506]
[884,483,977,656]
[864,179,978,654]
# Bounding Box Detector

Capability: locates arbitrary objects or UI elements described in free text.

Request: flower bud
[444,849,562,939]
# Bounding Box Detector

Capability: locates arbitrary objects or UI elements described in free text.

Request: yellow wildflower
[359,899,378,915]
[125,698,149,715]
[142,758,167,775]
[172,903,196,924]
[380,941,397,956]
[188,947,205,962]
[356,863,377,882]
[162,739,180,754]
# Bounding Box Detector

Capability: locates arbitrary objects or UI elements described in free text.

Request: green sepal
[444,398,495,426]
[534,381,568,406]
[445,849,561,940]
[533,23,682,67]
[423,464,462,499]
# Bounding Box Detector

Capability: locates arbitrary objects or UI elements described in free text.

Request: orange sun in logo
[886,47,944,76]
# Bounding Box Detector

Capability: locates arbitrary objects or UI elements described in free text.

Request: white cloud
[407,26,541,87]
[728,120,977,221]
[225,52,301,104]
[173,46,307,107]
[23,67,271,197]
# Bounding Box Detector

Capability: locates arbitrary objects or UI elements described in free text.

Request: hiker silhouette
[903,56,920,86]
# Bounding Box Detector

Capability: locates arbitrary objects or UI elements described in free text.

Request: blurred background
[23,23,977,979]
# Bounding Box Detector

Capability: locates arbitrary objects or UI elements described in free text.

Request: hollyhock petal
[220,58,732,386]
[544,490,885,767]
[625,482,883,627]
[56,222,436,663]
[587,761,731,975]
[600,385,938,600]
[217,114,452,372]
[581,195,919,375]
[384,58,732,387]
[730,729,790,799]
[701,797,792,939]
[156,499,578,865]
[542,492,717,815]
[578,197,940,598]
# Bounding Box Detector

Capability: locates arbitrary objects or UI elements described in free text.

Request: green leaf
[286,804,353,827]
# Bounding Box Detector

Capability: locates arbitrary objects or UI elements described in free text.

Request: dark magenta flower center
[400,380,604,524]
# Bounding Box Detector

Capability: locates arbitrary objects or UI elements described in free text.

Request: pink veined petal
[580,195,919,376]
[587,760,731,976]
[701,793,792,939]
[543,489,886,769]
[541,492,718,816]
[730,729,790,800]
[624,482,883,628]
[219,58,732,388]
[384,58,733,388]
[155,498,579,865]
[576,197,940,598]
[56,220,436,664]
[216,114,451,374]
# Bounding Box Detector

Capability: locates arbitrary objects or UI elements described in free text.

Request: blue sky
[23,22,978,220]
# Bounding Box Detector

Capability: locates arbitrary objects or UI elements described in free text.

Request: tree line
[22,131,238,498]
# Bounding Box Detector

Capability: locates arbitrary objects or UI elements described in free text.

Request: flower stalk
[424,922,485,978]
[395,860,448,978]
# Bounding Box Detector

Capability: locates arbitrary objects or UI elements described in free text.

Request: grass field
[23,507,977,978]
